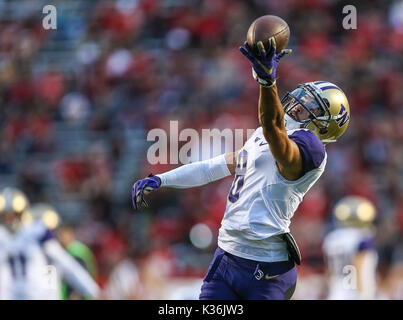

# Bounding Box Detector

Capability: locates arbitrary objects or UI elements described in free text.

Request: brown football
[247,15,290,55]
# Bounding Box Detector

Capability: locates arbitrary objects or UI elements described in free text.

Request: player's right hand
[239,38,292,87]
[132,174,161,210]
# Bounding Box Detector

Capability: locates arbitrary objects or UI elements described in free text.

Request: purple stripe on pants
[199,247,297,300]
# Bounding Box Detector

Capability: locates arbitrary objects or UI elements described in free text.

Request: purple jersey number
[228,150,248,203]
[8,253,27,278]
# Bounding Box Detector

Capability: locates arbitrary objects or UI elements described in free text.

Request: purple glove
[239,38,292,87]
[132,174,161,210]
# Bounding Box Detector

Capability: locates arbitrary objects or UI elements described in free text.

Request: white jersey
[218,127,327,262]
[0,221,99,300]
[0,221,60,299]
[323,227,378,300]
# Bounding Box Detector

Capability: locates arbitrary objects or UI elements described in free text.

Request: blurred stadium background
[0,0,402,299]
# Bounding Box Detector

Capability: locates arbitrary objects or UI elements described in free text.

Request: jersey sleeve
[357,236,376,252]
[39,228,56,245]
[288,130,326,174]
[32,221,55,245]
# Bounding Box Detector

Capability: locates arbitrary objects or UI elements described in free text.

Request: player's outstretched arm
[353,249,378,299]
[258,84,303,180]
[132,151,238,210]
[240,39,303,181]
[43,239,100,299]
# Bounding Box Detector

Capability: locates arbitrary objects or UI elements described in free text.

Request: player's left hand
[132,174,161,210]
[239,37,292,87]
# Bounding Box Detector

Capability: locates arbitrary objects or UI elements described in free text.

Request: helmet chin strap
[284,114,303,130]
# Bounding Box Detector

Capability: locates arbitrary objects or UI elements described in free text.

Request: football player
[22,204,99,300]
[323,196,378,299]
[132,38,351,300]
[0,188,100,299]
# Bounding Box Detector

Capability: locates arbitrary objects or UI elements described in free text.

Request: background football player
[0,187,100,300]
[132,37,351,300]
[22,204,99,300]
[323,196,378,299]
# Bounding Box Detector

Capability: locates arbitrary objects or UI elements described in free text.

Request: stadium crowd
[0,0,402,299]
